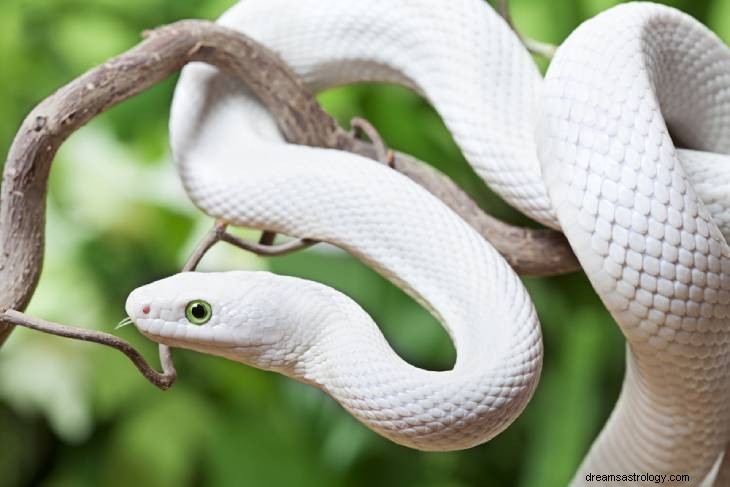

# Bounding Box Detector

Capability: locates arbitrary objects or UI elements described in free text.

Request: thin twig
[185,218,317,264]
[0,310,175,390]
[496,0,557,59]
[220,232,317,256]
[522,38,557,60]
[350,117,389,164]
[183,220,229,272]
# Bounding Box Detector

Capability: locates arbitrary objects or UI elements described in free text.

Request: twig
[185,218,318,266]
[183,220,229,272]
[522,38,557,60]
[496,0,557,59]
[350,117,390,164]
[220,232,317,256]
[0,310,175,390]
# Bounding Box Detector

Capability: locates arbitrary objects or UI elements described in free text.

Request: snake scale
[126,1,730,484]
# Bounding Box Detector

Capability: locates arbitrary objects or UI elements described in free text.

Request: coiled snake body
[126,1,730,484]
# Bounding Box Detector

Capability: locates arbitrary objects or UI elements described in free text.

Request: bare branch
[496,0,557,59]
[522,38,557,60]
[350,117,391,164]
[183,220,229,272]
[0,310,175,390]
[337,130,578,276]
[392,150,576,276]
[345,122,577,276]
[220,232,318,256]
[185,219,318,265]
[0,19,577,349]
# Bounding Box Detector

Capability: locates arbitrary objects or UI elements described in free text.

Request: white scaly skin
[127,0,730,483]
[128,256,541,450]
[539,4,730,484]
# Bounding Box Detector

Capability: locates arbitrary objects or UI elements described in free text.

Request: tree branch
[0,310,176,390]
[182,220,230,272]
[386,149,577,276]
[219,232,317,257]
[0,19,577,351]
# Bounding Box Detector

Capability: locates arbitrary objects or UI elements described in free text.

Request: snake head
[125,271,298,369]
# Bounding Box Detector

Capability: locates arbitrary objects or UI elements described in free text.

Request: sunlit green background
[1,0,728,485]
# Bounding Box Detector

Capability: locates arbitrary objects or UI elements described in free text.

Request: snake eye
[185,300,212,325]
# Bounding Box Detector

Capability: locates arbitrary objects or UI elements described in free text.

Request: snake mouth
[133,317,241,352]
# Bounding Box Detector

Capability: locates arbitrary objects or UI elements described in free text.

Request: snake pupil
[191,304,205,319]
[185,300,212,324]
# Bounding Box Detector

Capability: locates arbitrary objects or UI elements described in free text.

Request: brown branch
[182,220,229,272]
[0,19,577,350]
[0,310,175,390]
[389,149,577,276]
[344,121,578,275]
[350,117,390,164]
[220,232,317,256]
[184,219,318,270]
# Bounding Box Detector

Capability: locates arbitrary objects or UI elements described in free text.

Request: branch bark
[0,20,577,348]
[0,310,176,389]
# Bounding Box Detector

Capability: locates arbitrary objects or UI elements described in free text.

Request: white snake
[125,1,730,484]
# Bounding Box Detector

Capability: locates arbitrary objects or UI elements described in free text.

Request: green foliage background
[1,0,728,486]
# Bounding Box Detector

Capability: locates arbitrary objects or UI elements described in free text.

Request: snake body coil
[127,1,730,484]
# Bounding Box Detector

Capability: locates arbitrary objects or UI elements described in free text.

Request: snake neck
[250,279,542,451]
